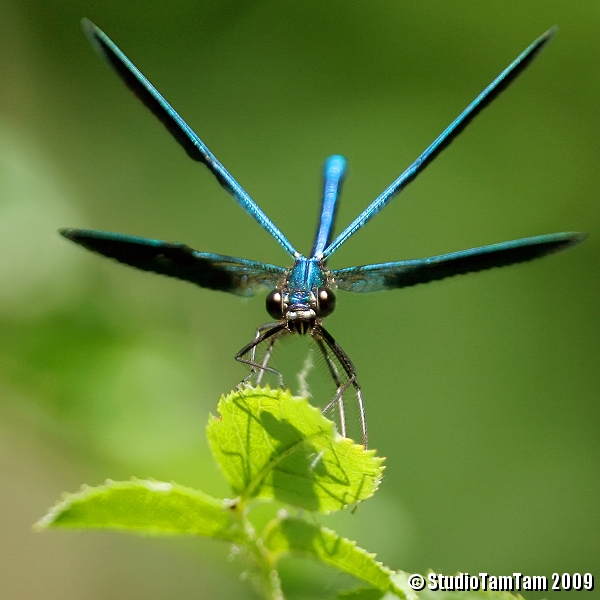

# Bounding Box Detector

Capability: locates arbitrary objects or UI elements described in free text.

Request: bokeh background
[0,1,598,598]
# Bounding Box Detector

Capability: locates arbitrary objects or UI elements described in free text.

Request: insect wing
[61,228,285,296]
[82,19,297,257]
[323,27,557,258]
[333,232,585,292]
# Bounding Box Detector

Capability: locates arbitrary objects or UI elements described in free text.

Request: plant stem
[234,498,284,600]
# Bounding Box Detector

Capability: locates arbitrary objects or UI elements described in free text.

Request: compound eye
[266,289,284,320]
[316,287,336,317]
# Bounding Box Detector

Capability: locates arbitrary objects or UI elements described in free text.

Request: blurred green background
[0,0,598,598]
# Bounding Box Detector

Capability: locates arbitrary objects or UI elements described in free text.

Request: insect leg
[313,325,368,447]
[247,322,279,377]
[314,337,348,439]
[255,335,278,386]
[235,322,287,387]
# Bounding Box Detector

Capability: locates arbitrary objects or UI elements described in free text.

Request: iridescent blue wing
[333,232,584,292]
[323,28,556,258]
[61,229,285,296]
[82,19,297,258]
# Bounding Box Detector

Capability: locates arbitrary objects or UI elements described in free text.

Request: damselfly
[62,21,584,447]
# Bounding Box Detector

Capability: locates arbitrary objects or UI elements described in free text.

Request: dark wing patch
[61,228,286,296]
[333,232,585,292]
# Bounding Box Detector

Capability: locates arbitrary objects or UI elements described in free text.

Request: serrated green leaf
[207,386,384,512]
[337,589,386,600]
[336,573,527,600]
[388,572,421,600]
[417,588,525,600]
[426,594,524,600]
[263,516,404,598]
[389,572,526,600]
[35,479,244,542]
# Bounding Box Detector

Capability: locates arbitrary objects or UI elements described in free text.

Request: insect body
[62,21,584,447]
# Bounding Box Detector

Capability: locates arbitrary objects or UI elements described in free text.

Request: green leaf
[207,386,384,512]
[35,479,245,542]
[336,573,528,600]
[416,586,526,599]
[386,572,526,600]
[337,589,386,600]
[263,516,405,598]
